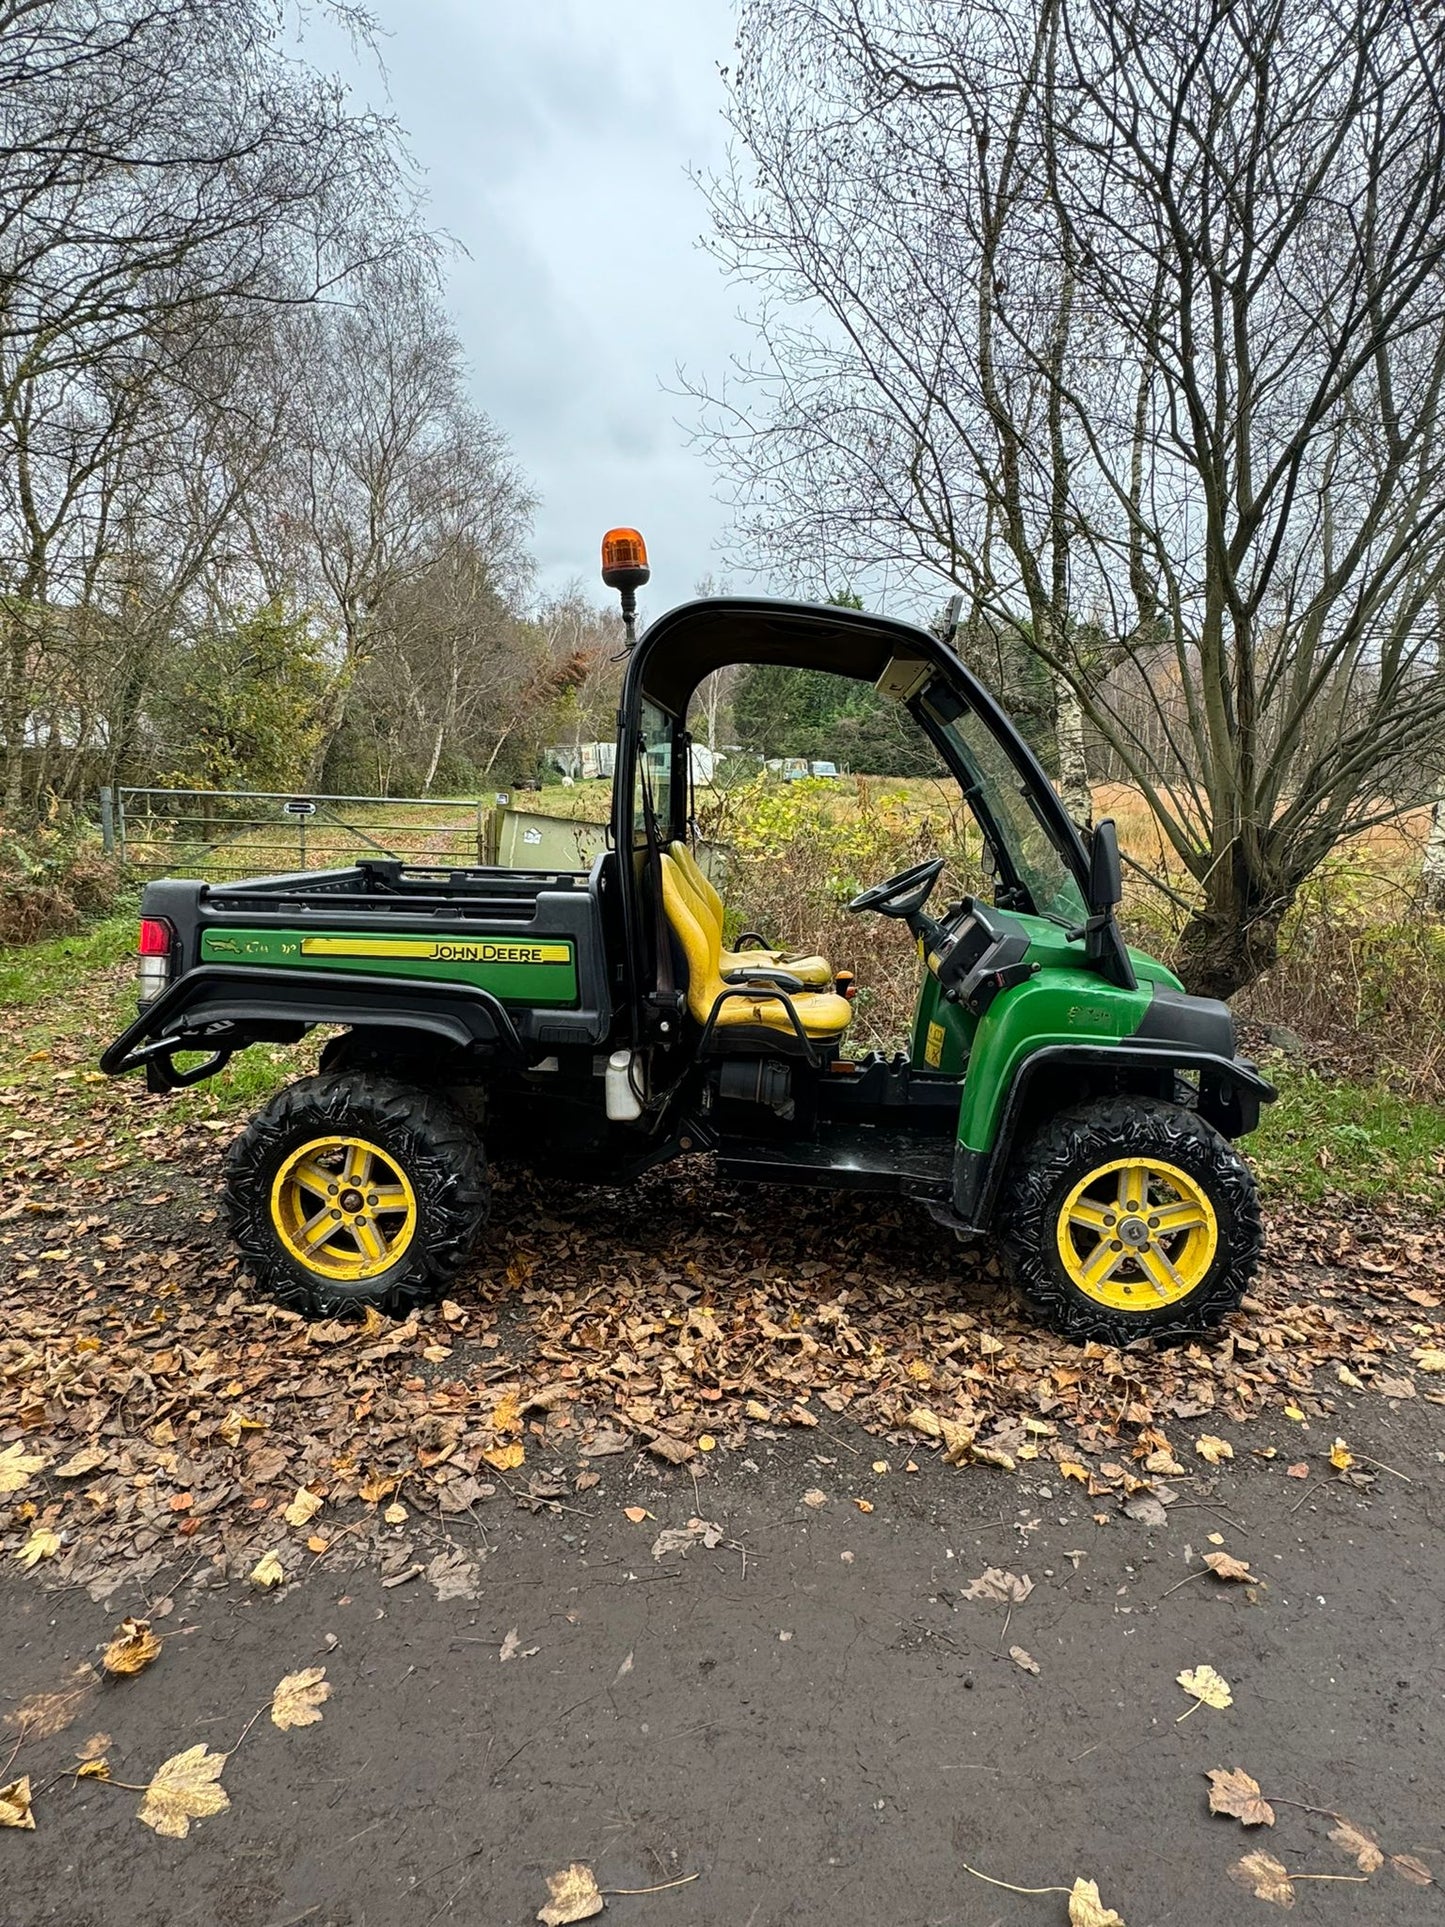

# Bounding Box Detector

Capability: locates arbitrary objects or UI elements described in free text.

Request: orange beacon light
[601,527,650,642]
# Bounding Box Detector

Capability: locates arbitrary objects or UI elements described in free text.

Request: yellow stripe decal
[300,937,572,965]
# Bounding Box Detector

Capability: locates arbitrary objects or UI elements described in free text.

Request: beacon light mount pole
[601,527,650,646]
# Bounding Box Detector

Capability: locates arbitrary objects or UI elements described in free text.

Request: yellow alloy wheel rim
[270,1135,417,1281]
[1054,1155,1218,1311]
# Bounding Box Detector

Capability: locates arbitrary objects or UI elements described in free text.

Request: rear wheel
[224,1072,489,1316]
[998,1096,1260,1344]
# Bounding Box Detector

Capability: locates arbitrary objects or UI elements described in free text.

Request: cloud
[310,0,749,611]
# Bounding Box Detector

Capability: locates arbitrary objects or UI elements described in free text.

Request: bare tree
[697,0,1445,996]
[0,0,419,811]
[240,268,534,782]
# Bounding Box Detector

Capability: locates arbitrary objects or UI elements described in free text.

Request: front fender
[948,970,1274,1229]
[949,1042,1274,1228]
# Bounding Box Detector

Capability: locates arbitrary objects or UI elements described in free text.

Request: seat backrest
[671,841,727,935]
[668,841,725,951]
[659,853,722,1025]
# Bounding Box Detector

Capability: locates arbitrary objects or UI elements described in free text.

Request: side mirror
[1088,818,1122,914]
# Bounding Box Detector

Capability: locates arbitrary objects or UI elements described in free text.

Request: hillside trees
[699,0,1445,996]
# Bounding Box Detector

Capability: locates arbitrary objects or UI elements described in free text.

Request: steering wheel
[847,855,946,919]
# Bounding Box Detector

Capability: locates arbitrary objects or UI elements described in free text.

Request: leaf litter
[6,959,1445,1598]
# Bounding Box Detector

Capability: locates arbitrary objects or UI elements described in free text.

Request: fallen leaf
[358,1472,398,1502]
[1410,1348,1445,1372]
[425,1549,481,1601]
[961,1567,1033,1605]
[1068,1876,1125,1926]
[271,1667,330,1731]
[854,1497,874,1514]
[500,1627,538,1662]
[1372,1373,1415,1399]
[1392,1853,1433,1886]
[1177,1664,1233,1711]
[1328,1819,1383,1873]
[538,1861,604,1924]
[283,1488,322,1528]
[4,1665,99,1738]
[1229,1850,1294,1907]
[75,1759,109,1781]
[1058,1460,1089,1483]
[647,1434,695,1465]
[0,1442,47,1496]
[0,1776,34,1830]
[103,1617,162,1678]
[1286,1462,1309,1479]
[1122,1494,1167,1527]
[1204,1552,1255,1583]
[136,1744,230,1839]
[623,1505,652,1523]
[697,1435,716,1452]
[383,1502,408,1525]
[801,1489,828,1509]
[481,1441,525,1472]
[1206,1767,1275,1826]
[249,1551,285,1589]
[14,1528,61,1569]
[75,1732,110,1762]
[579,1425,632,1458]
[1195,1435,1233,1465]
[52,1443,109,1479]
[1009,1645,1040,1675]
[1328,1439,1354,1472]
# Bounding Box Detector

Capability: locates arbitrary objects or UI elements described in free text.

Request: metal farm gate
[103,786,500,879]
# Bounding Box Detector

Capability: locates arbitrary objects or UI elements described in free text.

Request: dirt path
[4,1400,1442,1926]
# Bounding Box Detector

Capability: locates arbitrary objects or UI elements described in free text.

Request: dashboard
[924,898,1036,1015]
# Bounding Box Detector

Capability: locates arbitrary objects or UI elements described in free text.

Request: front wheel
[998,1096,1261,1344]
[224,1072,490,1317]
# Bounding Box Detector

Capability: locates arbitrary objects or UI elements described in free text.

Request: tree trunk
[1423,798,1445,913]
[1174,850,1292,1000]
[1053,673,1091,827]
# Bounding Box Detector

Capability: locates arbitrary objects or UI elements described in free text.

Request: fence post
[99,786,115,855]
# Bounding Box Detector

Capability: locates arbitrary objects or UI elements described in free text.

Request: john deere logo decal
[300,937,571,965]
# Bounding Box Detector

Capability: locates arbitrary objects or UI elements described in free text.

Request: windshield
[920,689,1087,924]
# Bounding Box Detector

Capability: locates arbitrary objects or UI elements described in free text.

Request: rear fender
[100,964,523,1088]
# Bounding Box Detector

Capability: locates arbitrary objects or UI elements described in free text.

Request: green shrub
[0,808,123,944]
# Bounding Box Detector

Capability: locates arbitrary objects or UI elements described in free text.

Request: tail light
[137,917,174,1004]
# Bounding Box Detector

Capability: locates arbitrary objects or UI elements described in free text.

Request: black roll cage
[609,596,1116,1046]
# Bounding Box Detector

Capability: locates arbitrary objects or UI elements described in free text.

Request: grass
[1251,1058,1445,1207]
[0,911,136,1010]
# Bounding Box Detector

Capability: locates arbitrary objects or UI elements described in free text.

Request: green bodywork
[907,913,1185,1153]
[199,927,579,1007]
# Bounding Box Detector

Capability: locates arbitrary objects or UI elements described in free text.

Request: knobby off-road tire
[998,1096,1261,1346]
[224,1072,489,1317]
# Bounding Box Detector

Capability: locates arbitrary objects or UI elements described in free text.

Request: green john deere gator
[102,529,1273,1345]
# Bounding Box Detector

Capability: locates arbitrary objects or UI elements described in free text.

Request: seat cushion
[721,946,832,985]
[713,988,853,1038]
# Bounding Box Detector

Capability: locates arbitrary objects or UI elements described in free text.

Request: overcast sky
[306,0,752,614]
